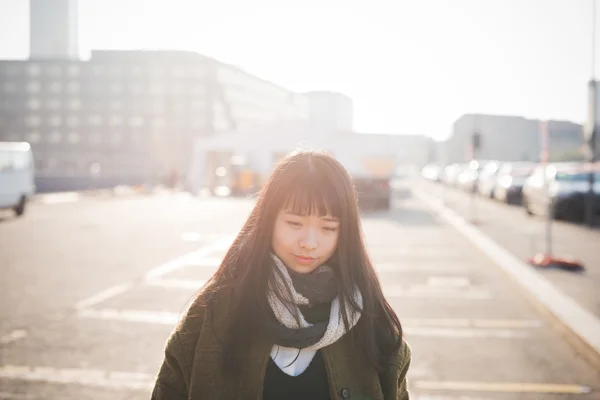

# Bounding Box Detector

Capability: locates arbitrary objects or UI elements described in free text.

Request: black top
[263,350,331,400]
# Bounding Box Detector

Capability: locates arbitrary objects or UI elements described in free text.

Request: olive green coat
[151,294,411,400]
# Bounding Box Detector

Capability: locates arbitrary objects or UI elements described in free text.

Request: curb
[414,187,600,371]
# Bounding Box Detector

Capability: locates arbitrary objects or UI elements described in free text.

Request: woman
[152,149,411,399]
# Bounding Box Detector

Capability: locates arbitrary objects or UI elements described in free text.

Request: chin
[289,263,320,274]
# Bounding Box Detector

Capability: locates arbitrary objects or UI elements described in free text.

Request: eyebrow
[283,212,339,222]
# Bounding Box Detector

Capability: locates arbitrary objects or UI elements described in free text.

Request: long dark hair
[200,149,402,374]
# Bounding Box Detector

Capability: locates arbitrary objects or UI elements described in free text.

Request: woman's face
[271,208,340,274]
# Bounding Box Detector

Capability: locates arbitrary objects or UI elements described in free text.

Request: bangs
[278,168,344,219]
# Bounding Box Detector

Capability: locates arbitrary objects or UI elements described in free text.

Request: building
[303,91,354,132]
[0,50,315,192]
[30,0,79,60]
[443,114,584,164]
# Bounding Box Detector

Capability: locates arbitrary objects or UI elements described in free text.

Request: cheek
[272,222,295,250]
[322,233,339,256]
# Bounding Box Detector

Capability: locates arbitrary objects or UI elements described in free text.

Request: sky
[0,0,598,140]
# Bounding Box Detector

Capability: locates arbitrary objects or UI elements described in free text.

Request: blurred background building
[303,91,354,132]
[0,0,321,192]
[441,114,585,164]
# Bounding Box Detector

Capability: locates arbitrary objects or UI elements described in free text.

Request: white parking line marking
[0,365,154,391]
[426,277,470,287]
[74,284,132,311]
[185,256,222,268]
[375,264,471,273]
[78,308,179,325]
[414,396,493,400]
[402,318,542,329]
[73,236,232,312]
[415,380,592,394]
[0,330,27,345]
[384,285,493,299]
[143,235,233,280]
[405,327,531,338]
[146,278,206,290]
[415,189,600,360]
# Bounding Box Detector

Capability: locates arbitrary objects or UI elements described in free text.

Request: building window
[27,98,41,110]
[110,83,123,94]
[67,64,80,77]
[192,85,205,94]
[46,98,62,110]
[25,115,41,127]
[27,131,41,143]
[110,100,122,110]
[67,81,80,94]
[49,82,63,93]
[128,116,144,127]
[88,115,103,126]
[150,83,164,95]
[67,132,80,143]
[67,115,79,127]
[68,99,82,110]
[26,81,41,93]
[49,115,62,127]
[192,118,203,128]
[28,64,41,76]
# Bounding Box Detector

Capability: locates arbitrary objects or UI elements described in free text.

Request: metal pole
[544,165,553,257]
[540,121,553,257]
[586,0,597,227]
[470,117,479,224]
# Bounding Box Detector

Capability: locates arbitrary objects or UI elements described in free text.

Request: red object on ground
[528,253,585,272]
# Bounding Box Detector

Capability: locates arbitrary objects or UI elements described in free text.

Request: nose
[299,227,319,250]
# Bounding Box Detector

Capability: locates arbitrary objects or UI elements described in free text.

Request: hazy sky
[0,0,598,140]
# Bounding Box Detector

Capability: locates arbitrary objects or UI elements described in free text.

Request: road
[0,191,598,399]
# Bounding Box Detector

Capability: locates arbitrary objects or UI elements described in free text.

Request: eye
[286,220,302,227]
[323,226,338,232]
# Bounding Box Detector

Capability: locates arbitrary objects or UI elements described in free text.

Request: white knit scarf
[268,254,363,376]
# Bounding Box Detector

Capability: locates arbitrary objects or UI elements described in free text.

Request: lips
[294,255,316,265]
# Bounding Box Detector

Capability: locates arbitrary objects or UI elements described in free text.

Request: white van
[0,142,36,217]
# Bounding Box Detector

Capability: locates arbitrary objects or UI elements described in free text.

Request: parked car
[421,164,442,182]
[493,162,535,204]
[457,160,490,193]
[522,162,600,222]
[477,161,503,198]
